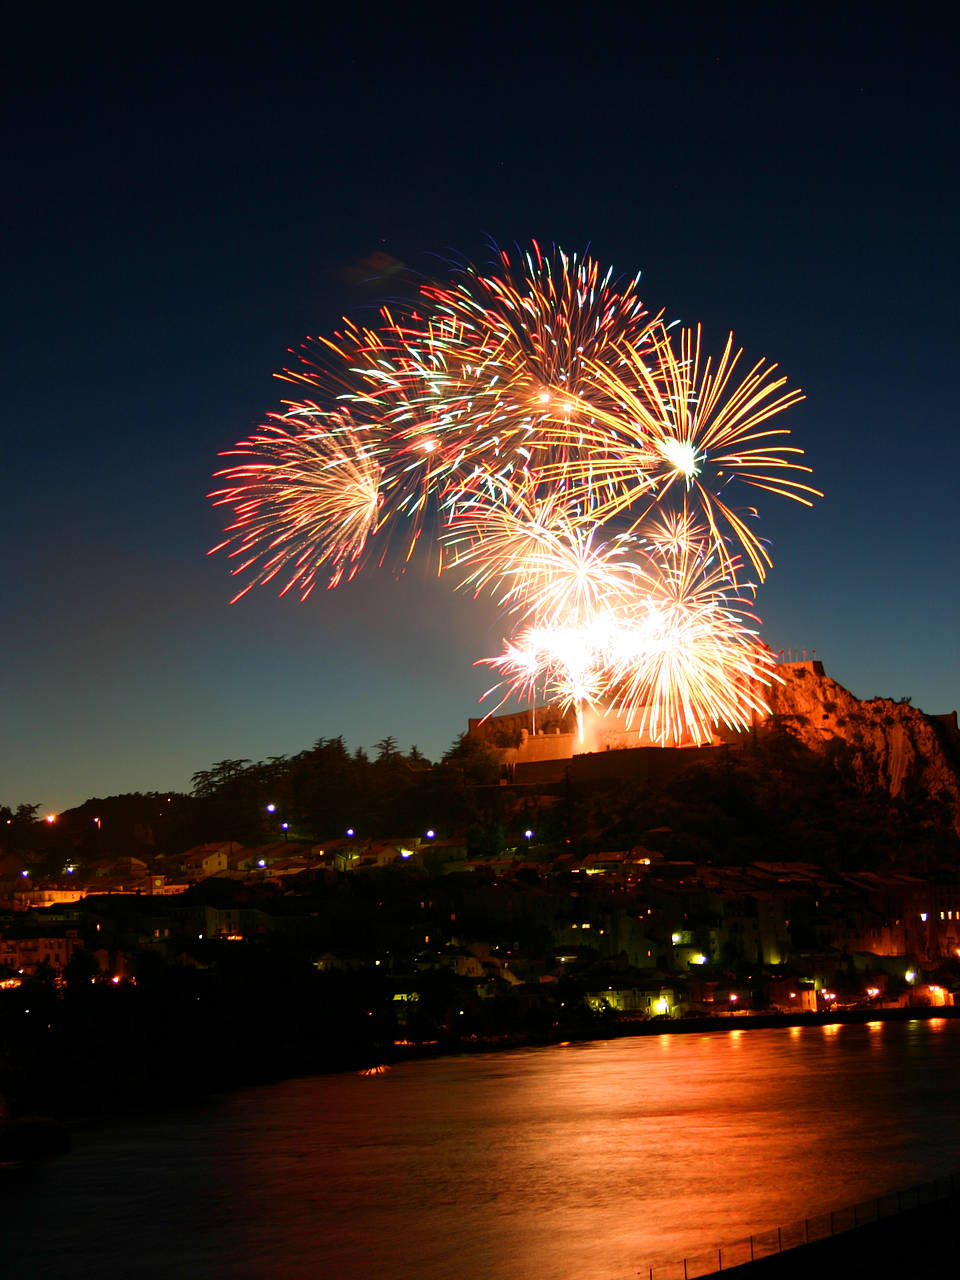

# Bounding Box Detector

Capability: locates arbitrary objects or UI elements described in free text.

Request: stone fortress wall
[467,660,827,777]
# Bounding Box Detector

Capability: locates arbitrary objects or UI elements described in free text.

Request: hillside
[766,664,960,837]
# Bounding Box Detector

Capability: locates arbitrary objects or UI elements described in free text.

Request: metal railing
[642,1171,959,1278]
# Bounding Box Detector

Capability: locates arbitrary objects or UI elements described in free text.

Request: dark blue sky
[3,33,957,811]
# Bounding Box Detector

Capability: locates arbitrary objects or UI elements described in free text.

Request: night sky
[3,27,957,812]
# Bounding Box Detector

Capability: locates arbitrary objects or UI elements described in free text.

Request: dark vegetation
[4,718,959,878]
[1,733,502,870]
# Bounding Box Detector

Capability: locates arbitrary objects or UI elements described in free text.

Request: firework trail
[543,321,820,581]
[605,538,778,744]
[209,407,384,600]
[477,531,777,747]
[442,472,653,622]
[211,243,817,742]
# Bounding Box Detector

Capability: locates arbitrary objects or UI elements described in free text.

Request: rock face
[765,662,960,835]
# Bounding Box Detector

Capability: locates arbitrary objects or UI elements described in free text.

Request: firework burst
[383,242,664,504]
[478,531,779,748]
[209,408,384,600]
[211,243,817,744]
[442,473,653,623]
[604,539,780,744]
[549,321,821,581]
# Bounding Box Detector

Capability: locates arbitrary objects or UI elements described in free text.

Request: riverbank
[712,1190,960,1279]
[3,985,957,1125]
[627,1002,960,1037]
[643,1171,960,1279]
[382,1001,960,1067]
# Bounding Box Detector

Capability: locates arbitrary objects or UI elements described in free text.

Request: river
[3,1018,959,1278]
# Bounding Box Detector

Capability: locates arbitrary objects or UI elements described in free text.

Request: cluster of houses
[0,840,957,1021]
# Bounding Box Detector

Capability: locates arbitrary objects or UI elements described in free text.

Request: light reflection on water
[4,1019,959,1279]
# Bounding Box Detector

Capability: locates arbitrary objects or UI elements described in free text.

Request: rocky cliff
[764,663,960,836]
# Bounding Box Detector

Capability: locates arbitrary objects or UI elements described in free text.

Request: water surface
[4,1019,958,1278]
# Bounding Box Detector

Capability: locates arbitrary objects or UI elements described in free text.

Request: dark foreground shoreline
[707,1191,960,1280]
